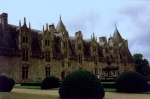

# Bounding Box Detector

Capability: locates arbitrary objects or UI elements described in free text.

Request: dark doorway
[61,71,65,80]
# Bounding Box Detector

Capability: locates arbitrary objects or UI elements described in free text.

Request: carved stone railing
[84,56,93,61]
[31,51,44,58]
[70,55,77,60]
[98,57,106,62]
[52,53,63,59]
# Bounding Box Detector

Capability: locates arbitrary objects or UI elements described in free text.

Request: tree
[133,54,150,76]
[133,54,143,60]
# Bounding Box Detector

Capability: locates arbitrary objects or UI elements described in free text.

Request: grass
[101,82,115,84]
[14,85,40,89]
[0,92,59,99]
[104,88,117,92]
[14,85,59,90]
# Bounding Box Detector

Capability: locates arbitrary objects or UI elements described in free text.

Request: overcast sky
[0,0,150,63]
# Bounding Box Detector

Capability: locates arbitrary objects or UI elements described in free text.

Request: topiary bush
[9,78,15,87]
[0,75,13,92]
[59,70,105,99]
[115,71,150,93]
[41,76,60,90]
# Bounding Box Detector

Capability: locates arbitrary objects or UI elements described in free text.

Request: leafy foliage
[133,54,150,76]
[59,70,105,99]
[41,76,60,90]
[0,75,14,92]
[10,78,15,86]
[21,82,41,86]
[115,71,149,93]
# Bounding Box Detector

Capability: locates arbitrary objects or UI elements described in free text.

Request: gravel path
[12,88,150,99]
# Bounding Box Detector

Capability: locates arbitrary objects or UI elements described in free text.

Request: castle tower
[56,15,66,33]
[113,26,123,43]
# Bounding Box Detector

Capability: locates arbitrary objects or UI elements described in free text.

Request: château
[0,13,135,82]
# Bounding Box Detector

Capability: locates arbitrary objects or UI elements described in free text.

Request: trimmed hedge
[115,71,150,93]
[21,82,41,86]
[0,75,14,92]
[59,70,105,99]
[10,78,15,86]
[102,82,115,88]
[41,76,60,90]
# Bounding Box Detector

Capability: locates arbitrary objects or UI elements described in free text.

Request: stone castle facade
[0,13,135,83]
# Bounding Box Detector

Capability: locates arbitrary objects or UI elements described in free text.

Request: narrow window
[45,67,50,77]
[64,52,67,57]
[93,47,96,52]
[95,68,98,75]
[45,51,50,62]
[68,62,70,67]
[64,42,67,48]
[22,49,28,61]
[45,40,50,46]
[62,61,64,67]
[22,66,28,79]
[45,40,47,46]
[22,37,28,43]
[94,56,97,64]
[79,55,82,63]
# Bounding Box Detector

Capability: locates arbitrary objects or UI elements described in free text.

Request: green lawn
[0,92,59,99]
[14,85,59,90]
[14,85,40,89]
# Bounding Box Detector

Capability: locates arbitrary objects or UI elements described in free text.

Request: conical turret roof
[56,15,66,33]
[113,26,123,43]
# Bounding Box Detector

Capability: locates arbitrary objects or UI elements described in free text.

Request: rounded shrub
[0,75,13,92]
[41,76,60,90]
[59,70,105,99]
[115,71,149,93]
[10,78,15,86]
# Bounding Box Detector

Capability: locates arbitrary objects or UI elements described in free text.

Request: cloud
[117,2,150,62]
[66,11,101,38]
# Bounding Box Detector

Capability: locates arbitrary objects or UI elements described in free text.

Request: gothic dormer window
[45,40,50,46]
[22,37,28,43]
[78,44,81,50]
[93,46,96,52]
[64,42,67,48]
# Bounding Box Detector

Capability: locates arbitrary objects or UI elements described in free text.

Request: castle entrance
[61,71,65,80]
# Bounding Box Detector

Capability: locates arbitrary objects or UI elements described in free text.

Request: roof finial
[46,23,48,30]
[43,25,44,32]
[115,23,117,29]
[24,17,26,25]
[19,20,21,27]
[93,32,95,39]
[96,36,97,41]
[60,14,61,20]
[29,22,31,29]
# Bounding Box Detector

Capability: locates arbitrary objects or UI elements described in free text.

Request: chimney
[0,13,8,29]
